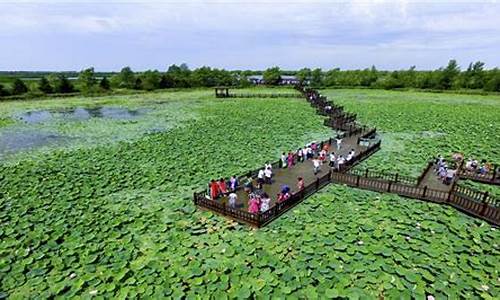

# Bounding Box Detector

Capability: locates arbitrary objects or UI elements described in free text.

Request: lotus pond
[0,88,499,298]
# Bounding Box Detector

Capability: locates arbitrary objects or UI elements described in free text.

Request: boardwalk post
[422,186,428,198]
[193,192,197,204]
[480,192,490,216]
[387,181,392,192]
[394,173,399,183]
[329,170,332,181]
[365,169,369,177]
[492,165,497,181]
[316,178,320,190]
[447,181,456,202]
[356,175,360,187]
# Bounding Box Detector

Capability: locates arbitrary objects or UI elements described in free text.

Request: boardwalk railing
[457,165,499,185]
[330,169,500,225]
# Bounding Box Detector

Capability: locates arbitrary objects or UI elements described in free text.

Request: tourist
[313,158,321,175]
[306,145,313,160]
[322,142,330,153]
[229,176,238,191]
[287,152,294,168]
[210,179,220,199]
[218,178,228,195]
[311,142,318,155]
[257,169,265,185]
[479,160,490,175]
[228,192,238,208]
[329,152,336,167]
[243,177,253,193]
[248,195,260,214]
[280,152,287,168]
[260,193,271,212]
[336,155,345,171]
[303,146,309,160]
[297,148,304,162]
[265,161,273,171]
[297,177,305,191]
[346,149,355,162]
[319,149,327,164]
[336,136,342,150]
[264,166,273,184]
[438,165,448,180]
[465,159,474,172]
[444,169,456,185]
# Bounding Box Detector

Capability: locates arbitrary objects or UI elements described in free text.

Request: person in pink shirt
[287,152,294,168]
[248,196,260,214]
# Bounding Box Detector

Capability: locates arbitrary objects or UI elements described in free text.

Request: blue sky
[1,0,499,71]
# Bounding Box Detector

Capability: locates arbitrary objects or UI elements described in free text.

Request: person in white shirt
[264,167,273,184]
[260,193,271,212]
[265,162,272,171]
[346,149,355,161]
[336,155,345,171]
[280,153,287,168]
[297,148,303,162]
[257,169,265,185]
[336,136,342,150]
[313,158,321,175]
[228,193,238,208]
[329,152,336,167]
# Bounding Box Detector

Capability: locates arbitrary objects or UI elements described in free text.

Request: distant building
[247,75,301,85]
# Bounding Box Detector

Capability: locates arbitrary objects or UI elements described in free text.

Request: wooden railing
[330,169,499,226]
[457,165,499,185]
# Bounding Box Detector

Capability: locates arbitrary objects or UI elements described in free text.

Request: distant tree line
[1,59,499,99]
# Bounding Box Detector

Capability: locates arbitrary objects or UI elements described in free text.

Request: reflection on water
[0,129,69,157]
[17,106,148,124]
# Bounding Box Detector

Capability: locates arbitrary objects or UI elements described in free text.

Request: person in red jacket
[218,178,228,195]
[210,179,220,199]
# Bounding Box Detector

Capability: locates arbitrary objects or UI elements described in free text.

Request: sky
[0,0,499,71]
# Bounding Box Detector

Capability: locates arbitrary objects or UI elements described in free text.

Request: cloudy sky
[1,0,499,71]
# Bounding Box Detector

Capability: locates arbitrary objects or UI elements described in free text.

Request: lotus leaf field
[0,88,499,298]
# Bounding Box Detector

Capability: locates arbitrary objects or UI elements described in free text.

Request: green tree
[167,64,192,88]
[483,68,500,92]
[113,66,136,89]
[55,75,75,93]
[159,74,174,88]
[133,78,142,90]
[263,67,281,85]
[296,68,312,84]
[310,68,324,87]
[78,67,97,93]
[38,76,53,94]
[0,83,9,97]
[439,59,460,89]
[99,77,111,90]
[141,70,161,91]
[11,79,28,95]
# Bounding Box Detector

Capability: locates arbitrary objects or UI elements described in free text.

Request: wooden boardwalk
[194,86,499,227]
[218,133,371,211]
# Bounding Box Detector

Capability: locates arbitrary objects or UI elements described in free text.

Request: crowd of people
[207,136,362,214]
[435,156,456,185]
[435,154,496,185]
[464,158,493,175]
